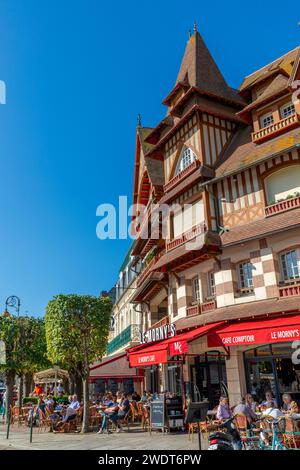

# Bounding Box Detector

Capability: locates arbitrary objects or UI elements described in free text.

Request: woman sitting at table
[282,393,299,414]
[216,396,232,421]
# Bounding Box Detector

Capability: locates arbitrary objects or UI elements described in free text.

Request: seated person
[98,395,120,434]
[131,391,141,402]
[216,396,232,421]
[60,394,80,423]
[245,393,258,413]
[282,393,299,414]
[233,397,257,422]
[118,393,130,420]
[140,392,148,403]
[260,391,278,409]
[262,406,284,419]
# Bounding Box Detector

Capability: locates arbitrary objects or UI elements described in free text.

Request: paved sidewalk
[0,425,204,450]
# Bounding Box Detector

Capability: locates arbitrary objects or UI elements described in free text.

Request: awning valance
[128,322,222,367]
[207,314,300,348]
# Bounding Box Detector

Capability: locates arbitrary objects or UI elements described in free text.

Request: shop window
[192,276,200,303]
[280,249,300,282]
[174,147,196,175]
[260,112,274,129]
[280,102,295,119]
[238,261,253,293]
[207,271,216,299]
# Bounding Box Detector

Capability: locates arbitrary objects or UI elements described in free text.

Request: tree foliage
[45,294,112,432]
[45,294,112,373]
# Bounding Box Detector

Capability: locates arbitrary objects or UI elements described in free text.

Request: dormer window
[280,102,295,119]
[175,147,196,175]
[260,112,274,129]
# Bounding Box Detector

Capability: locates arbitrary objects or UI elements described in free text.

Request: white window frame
[192,276,201,303]
[280,249,300,282]
[207,271,216,299]
[238,261,253,291]
[280,102,295,119]
[260,112,274,129]
[175,147,196,175]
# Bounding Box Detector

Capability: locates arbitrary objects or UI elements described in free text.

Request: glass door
[245,357,279,404]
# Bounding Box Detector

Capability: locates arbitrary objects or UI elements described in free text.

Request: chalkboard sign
[150,395,165,430]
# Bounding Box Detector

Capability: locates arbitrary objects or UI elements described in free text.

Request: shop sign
[208,325,300,347]
[141,323,176,344]
[129,349,168,367]
[169,340,188,356]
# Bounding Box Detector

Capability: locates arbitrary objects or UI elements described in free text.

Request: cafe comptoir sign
[141,323,176,344]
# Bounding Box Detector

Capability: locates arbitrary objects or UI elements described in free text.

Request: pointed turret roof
[163,30,244,107]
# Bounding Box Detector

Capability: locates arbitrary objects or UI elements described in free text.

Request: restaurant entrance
[244,341,300,406]
[190,351,227,408]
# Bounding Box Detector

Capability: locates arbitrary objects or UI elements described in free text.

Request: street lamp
[3,295,21,317]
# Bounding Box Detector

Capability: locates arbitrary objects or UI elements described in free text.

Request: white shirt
[69,400,80,411]
[263,408,284,419]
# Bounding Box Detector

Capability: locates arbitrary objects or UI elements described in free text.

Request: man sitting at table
[233,397,257,422]
[216,396,232,421]
[61,394,80,423]
[98,395,120,434]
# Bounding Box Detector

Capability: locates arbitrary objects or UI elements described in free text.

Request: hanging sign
[169,339,188,356]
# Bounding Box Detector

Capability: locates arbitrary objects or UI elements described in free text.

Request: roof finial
[193,21,197,33]
[188,29,192,39]
[137,113,142,127]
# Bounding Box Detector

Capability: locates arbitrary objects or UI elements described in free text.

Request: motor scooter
[208,418,243,450]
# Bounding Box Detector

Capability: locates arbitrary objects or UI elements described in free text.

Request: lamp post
[4,295,21,317]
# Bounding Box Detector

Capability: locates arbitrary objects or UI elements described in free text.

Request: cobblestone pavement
[0,424,204,450]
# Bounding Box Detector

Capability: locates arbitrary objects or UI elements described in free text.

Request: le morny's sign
[141,323,176,344]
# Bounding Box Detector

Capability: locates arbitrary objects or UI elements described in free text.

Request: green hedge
[23,395,69,405]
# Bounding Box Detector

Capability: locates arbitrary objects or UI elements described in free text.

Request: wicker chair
[283,416,300,449]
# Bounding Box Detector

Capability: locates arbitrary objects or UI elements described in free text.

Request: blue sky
[0,0,298,316]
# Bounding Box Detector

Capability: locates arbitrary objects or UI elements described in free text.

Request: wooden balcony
[186,299,216,316]
[252,113,300,143]
[265,195,300,217]
[150,316,169,329]
[164,160,199,193]
[136,256,157,288]
[279,282,300,298]
[166,223,206,252]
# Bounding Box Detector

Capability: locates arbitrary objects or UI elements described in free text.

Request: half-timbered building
[127,27,300,408]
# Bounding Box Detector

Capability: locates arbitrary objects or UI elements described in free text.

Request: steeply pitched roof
[215,125,300,178]
[239,73,290,115]
[240,46,299,91]
[172,31,244,106]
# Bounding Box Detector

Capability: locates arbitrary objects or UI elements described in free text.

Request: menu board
[150,396,165,429]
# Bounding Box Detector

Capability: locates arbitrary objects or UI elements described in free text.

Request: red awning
[207,314,300,348]
[128,322,222,367]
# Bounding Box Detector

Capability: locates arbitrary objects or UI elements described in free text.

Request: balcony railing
[106,324,140,355]
[186,299,216,316]
[150,315,169,329]
[252,113,300,143]
[164,160,199,193]
[265,195,300,217]
[166,223,206,252]
[279,283,300,298]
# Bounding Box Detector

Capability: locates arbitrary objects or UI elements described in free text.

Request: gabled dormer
[238,46,300,143]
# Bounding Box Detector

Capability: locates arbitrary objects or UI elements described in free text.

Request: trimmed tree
[0,315,49,422]
[45,294,112,433]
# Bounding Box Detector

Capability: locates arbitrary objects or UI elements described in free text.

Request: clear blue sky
[0,0,298,316]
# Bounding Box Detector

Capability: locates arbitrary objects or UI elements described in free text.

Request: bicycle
[259,416,288,450]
